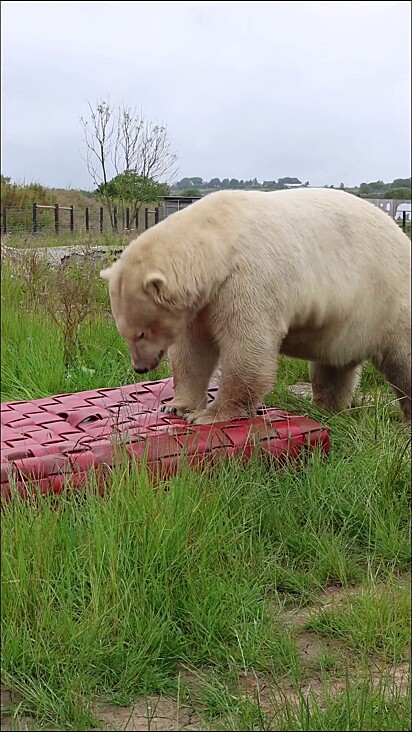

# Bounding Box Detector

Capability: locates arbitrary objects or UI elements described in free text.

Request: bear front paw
[185,408,235,425]
[186,405,256,425]
[185,409,218,425]
[160,401,192,417]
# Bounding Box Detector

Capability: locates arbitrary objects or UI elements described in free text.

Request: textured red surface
[1,378,330,499]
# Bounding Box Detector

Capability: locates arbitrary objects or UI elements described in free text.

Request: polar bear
[100,188,411,424]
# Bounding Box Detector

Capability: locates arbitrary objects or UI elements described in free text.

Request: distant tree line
[173,176,309,193]
[355,178,411,200]
[171,176,411,199]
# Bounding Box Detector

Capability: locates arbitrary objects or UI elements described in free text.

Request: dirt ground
[1,576,410,731]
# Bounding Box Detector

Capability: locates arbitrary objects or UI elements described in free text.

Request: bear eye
[136,333,145,340]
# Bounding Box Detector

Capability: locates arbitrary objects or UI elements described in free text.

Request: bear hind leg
[371,335,411,422]
[309,362,362,413]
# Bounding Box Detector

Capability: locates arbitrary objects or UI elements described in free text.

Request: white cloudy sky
[1,0,411,188]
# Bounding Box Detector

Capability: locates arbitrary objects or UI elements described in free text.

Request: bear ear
[143,271,168,303]
[100,266,114,281]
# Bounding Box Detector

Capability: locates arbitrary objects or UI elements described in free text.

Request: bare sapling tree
[80,101,116,229]
[81,100,178,231]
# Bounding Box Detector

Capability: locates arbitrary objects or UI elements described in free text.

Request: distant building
[368,198,411,219]
[160,194,202,219]
[394,202,411,221]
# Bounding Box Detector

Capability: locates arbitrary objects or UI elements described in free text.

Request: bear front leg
[160,326,219,417]
[187,340,277,425]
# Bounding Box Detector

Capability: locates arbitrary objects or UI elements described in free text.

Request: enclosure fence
[1,203,161,236]
[1,199,410,237]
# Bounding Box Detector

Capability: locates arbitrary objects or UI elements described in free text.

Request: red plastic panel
[1,378,330,499]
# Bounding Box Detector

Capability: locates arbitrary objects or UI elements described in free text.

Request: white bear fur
[101,188,411,424]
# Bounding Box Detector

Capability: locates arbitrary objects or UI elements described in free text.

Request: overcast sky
[1,0,411,189]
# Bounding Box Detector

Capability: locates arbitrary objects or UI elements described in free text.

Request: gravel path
[1,243,125,267]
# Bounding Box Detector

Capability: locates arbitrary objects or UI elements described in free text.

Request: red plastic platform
[1,378,330,499]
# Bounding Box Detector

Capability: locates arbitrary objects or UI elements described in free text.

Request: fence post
[154,207,159,224]
[135,210,139,231]
[69,205,74,232]
[402,210,407,232]
[85,207,90,232]
[144,208,149,230]
[100,207,104,233]
[54,204,60,234]
[32,203,38,234]
[2,207,7,235]
[113,205,118,232]
[126,207,130,231]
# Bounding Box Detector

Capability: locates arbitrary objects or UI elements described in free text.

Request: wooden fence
[1,200,410,237]
[1,203,161,236]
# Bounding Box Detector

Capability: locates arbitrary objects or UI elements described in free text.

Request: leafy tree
[209,178,221,188]
[370,180,387,191]
[175,177,204,189]
[384,188,411,199]
[277,177,302,187]
[96,173,169,224]
[175,178,193,190]
[390,178,411,189]
[359,180,387,195]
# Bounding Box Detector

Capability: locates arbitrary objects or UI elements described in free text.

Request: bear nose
[134,366,149,374]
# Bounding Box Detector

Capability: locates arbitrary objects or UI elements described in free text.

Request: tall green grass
[1,251,410,730]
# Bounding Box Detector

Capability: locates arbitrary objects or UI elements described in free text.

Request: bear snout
[133,350,165,374]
